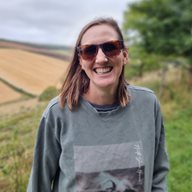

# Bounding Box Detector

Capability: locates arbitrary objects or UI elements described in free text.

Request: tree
[123,0,192,85]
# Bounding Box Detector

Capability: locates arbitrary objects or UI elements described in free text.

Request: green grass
[165,106,192,192]
[0,103,46,192]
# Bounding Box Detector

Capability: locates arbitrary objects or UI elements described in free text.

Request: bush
[38,86,58,101]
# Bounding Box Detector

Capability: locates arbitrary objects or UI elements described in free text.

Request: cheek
[81,60,94,72]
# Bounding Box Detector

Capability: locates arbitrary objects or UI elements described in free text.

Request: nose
[95,47,108,64]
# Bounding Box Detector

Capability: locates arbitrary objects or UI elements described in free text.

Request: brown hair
[60,17,129,110]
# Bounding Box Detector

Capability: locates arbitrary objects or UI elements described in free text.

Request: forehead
[80,24,119,45]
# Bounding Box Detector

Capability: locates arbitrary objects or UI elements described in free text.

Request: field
[0,49,68,96]
[0,81,21,104]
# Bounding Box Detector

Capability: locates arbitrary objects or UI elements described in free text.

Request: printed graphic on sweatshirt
[74,142,144,192]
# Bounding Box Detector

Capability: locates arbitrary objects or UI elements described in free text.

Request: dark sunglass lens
[82,45,97,60]
[103,41,121,57]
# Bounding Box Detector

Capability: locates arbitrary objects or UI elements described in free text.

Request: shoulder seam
[42,96,59,118]
[128,85,154,94]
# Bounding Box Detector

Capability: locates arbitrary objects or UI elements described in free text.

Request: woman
[27,17,169,192]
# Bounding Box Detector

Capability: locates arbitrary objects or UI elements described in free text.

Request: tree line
[123,0,192,86]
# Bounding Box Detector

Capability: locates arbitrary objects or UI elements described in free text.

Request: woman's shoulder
[42,96,61,118]
[128,84,154,94]
[127,84,158,103]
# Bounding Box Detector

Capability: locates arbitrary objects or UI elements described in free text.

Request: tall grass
[162,81,192,192]
[0,104,46,192]
[136,68,192,192]
[166,106,192,192]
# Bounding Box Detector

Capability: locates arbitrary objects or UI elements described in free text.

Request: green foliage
[38,86,58,101]
[123,0,192,58]
[123,0,192,87]
[125,45,170,79]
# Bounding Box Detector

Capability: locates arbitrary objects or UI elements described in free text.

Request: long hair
[60,17,129,110]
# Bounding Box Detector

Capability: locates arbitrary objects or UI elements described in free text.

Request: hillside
[0,39,73,105]
[0,39,72,61]
[0,48,69,96]
[0,81,21,104]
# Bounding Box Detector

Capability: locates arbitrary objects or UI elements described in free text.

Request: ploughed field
[0,81,21,103]
[0,48,69,99]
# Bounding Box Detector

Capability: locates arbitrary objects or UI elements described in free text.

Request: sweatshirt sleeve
[27,113,61,192]
[152,99,169,192]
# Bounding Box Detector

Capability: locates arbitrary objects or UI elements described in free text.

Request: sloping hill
[0,39,72,61]
[0,81,21,104]
[0,48,69,96]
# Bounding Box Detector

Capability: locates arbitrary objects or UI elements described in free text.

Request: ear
[79,57,85,71]
[122,48,128,65]
[79,56,83,66]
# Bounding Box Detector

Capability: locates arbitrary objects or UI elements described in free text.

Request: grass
[159,83,192,192]
[0,103,46,192]
[165,106,192,192]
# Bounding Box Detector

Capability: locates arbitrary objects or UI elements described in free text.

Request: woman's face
[79,24,128,93]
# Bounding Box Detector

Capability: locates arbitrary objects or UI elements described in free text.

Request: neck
[83,86,118,106]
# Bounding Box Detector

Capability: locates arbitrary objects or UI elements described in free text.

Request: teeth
[95,67,112,74]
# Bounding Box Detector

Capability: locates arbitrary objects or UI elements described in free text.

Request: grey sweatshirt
[27,85,169,192]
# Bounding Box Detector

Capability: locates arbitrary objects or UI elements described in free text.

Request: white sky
[0,0,135,46]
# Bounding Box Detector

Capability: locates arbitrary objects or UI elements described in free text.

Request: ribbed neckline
[80,97,127,120]
[89,102,119,112]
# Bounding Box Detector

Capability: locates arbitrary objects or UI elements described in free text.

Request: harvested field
[0,49,69,95]
[0,81,21,104]
[0,39,72,61]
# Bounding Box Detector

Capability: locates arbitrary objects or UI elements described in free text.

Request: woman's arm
[152,100,169,192]
[27,115,61,192]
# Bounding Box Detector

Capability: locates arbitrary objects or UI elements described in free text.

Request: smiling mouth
[93,66,113,74]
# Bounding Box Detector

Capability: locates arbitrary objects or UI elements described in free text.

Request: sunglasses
[77,40,124,61]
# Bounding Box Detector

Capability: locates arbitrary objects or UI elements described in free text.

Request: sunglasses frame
[77,40,124,61]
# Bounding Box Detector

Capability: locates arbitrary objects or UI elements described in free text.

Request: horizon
[0,0,136,46]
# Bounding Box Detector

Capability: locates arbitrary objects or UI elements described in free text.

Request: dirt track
[0,81,21,103]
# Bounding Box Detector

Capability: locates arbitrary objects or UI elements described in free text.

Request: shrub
[38,86,58,101]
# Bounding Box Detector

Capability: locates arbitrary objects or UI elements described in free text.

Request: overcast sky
[0,0,135,46]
